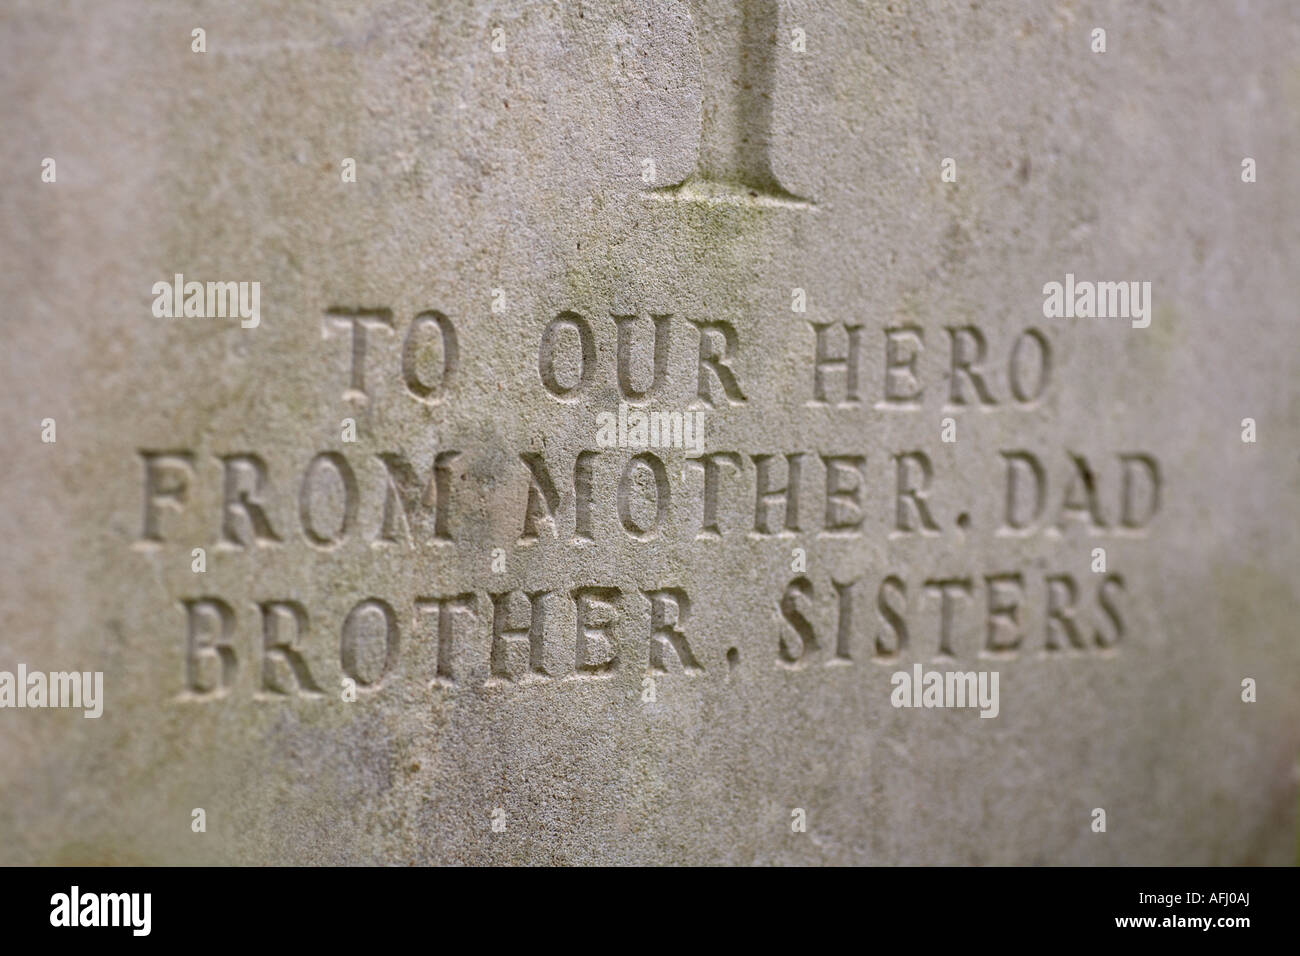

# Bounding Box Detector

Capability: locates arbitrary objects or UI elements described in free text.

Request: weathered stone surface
[1,0,1298,865]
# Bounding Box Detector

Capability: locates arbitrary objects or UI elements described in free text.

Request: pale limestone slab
[0,0,1297,864]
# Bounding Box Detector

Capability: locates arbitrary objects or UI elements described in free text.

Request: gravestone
[1,0,1297,865]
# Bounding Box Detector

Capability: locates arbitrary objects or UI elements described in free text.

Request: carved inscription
[134,299,1162,701]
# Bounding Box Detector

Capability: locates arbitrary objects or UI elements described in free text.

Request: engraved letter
[643,588,702,673]
[259,600,323,696]
[402,310,458,402]
[340,598,400,689]
[538,312,595,400]
[182,597,237,698]
[573,587,620,674]
[139,450,195,544]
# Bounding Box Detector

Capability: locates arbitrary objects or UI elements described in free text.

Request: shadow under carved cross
[650,0,812,207]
